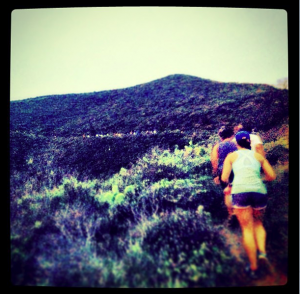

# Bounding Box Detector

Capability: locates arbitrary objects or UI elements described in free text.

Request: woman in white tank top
[221,131,276,279]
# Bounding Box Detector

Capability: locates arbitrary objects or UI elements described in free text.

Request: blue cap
[235,131,250,144]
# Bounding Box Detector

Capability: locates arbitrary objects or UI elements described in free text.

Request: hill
[9,74,289,287]
[10,74,289,181]
[10,74,288,136]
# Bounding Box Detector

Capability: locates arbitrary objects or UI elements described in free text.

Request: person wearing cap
[221,131,276,279]
[233,123,265,157]
[210,125,237,215]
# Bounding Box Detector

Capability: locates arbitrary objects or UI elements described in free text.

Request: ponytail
[237,139,251,150]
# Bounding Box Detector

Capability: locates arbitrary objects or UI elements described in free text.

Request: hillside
[10,74,288,136]
[10,74,289,287]
[10,74,289,182]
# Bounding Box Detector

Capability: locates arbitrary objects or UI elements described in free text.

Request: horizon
[11,7,288,101]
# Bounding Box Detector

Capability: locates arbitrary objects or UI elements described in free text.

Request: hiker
[210,126,237,215]
[250,127,265,157]
[221,131,276,279]
[233,123,265,157]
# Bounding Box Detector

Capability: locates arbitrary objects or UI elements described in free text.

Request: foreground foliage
[10,130,288,287]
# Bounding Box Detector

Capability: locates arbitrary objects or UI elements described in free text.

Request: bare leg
[224,194,233,216]
[234,207,258,271]
[253,209,267,255]
[224,185,233,217]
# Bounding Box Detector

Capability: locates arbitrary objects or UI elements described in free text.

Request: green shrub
[263,171,289,275]
[142,209,243,287]
[266,145,289,165]
[10,132,288,287]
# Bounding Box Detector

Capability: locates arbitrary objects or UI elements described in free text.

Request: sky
[10,7,288,101]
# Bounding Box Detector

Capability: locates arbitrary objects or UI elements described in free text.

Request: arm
[210,143,219,176]
[261,158,276,181]
[255,143,265,157]
[251,134,265,157]
[221,153,233,183]
[254,153,276,181]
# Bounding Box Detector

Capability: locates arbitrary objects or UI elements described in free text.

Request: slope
[10,74,288,137]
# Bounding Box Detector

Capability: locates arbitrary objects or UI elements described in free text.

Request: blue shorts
[232,192,268,210]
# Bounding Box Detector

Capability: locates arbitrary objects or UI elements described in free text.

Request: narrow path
[220,223,287,286]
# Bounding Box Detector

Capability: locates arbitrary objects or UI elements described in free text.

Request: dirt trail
[220,224,287,286]
[218,161,289,286]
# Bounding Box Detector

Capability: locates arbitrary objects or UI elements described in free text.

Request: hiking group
[210,123,276,280]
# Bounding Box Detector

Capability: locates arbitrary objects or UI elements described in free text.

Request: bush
[266,145,289,165]
[263,171,289,275]
[142,209,243,287]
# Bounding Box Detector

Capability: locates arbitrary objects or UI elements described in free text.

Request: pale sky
[10,7,288,101]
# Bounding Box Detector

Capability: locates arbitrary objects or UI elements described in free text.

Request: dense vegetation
[10,74,289,287]
[10,74,288,136]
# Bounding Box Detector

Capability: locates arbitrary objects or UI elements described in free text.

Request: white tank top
[231,149,267,194]
[250,134,263,151]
